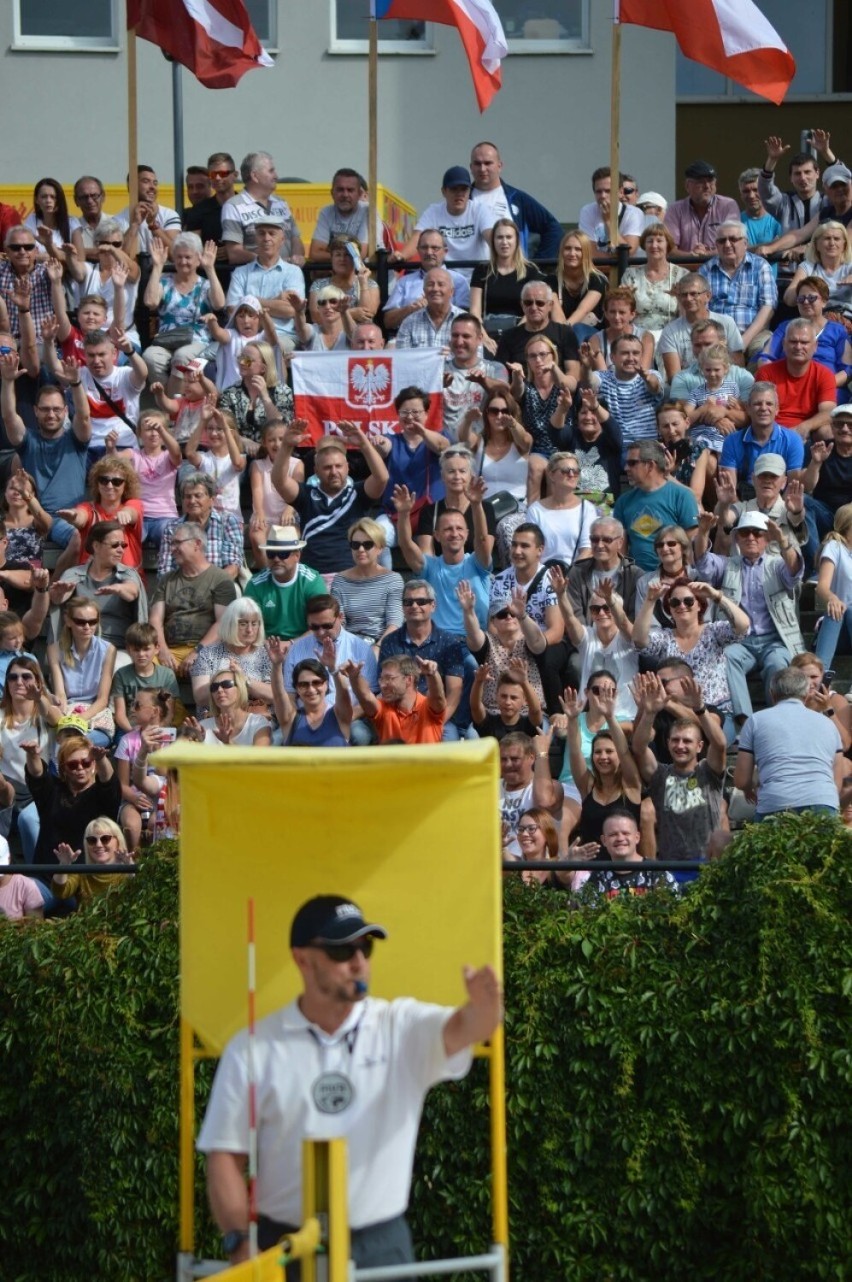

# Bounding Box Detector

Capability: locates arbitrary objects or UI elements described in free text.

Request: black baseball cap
[290,895,388,948]
[685,159,717,179]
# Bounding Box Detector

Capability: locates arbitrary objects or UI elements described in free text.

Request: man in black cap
[664,160,740,254]
[393,166,496,277]
[199,894,502,1276]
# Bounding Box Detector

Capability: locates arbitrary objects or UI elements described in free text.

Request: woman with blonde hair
[330,517,404,649]
[814,502,852,668]
[192,596,273,713]
[184,667,273,747]
[47,597,116,747]
[293,283,351,351]
[52,816,132,908]
[789,651,852,750]
[509,333,578,501]
[552,229,608,331]
[217,340,294,450]
[525,452,596,568]
[57,455,144,570]
[784,221,852,306]
[470,219,553,348]
[308,235,379,324]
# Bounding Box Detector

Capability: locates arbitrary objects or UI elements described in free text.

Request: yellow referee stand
[161,742,508,1282]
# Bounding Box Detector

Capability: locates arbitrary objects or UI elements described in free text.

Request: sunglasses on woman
[349,539,375,550]
[210,679,236,693]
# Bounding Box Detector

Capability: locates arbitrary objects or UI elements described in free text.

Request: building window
[331,0,430,52]
[13,0,118,49]
[502,0,590,50]
[243,0,277,51]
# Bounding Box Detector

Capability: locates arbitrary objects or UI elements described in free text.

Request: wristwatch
[222,1229,249,1255]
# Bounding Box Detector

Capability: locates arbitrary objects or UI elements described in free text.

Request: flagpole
[127,26,139,212]
[609,0,621,280]
[172,60,186,221]
[368,16,378,257]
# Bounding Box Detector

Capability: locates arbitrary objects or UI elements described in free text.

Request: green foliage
[411,815,852,1281]
[1,818,850,1280]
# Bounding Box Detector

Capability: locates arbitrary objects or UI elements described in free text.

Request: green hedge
[0,816,850,1280]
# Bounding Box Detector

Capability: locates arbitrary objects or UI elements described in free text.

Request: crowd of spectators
[0,131,850,919]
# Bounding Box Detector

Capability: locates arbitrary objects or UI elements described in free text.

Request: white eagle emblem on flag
[346,357,393,410]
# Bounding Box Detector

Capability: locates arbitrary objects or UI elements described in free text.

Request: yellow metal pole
[324,1139,350,1282]
[179,1017,196,1253]
[489,1026,509,1270]
[301,1141,319,1282]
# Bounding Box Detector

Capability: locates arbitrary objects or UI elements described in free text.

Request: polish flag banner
[127,0,273,90]
[290,350,445,447]
[371,0,507,111]
[619,0,795,104]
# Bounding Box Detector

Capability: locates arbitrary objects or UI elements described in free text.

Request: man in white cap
[199,893,502,1273]
[637,191,668,229]
[692,508,805,723]
[243,525,327,640]
[711,452,808,558]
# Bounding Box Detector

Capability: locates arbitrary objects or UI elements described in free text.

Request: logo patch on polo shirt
[312,1072,354,1114]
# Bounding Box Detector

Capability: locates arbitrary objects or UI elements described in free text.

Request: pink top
[0,873,43,920]
[130,448,179,518]
[252,456,298,523]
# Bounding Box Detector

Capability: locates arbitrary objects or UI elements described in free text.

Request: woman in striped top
[330,518,404,651]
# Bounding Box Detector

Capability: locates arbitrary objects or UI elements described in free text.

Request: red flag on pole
[127,0,273,89]
[618,0,795,105]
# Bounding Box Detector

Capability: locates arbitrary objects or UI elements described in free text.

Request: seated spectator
[0,606,47,693]
[217,340,294,452]
[308,168,376,263]
[271,423,389,580]
[117,164,181,255]
[142,233,225,381]
[191,597,272,715]
[633,523,700,623]
[129,725,182,841]
[283,595,378,747]
[759,319,837,440]
[23,736,121,882]
[577,167,644,254]
[225,212,305,354]
[509,333,578,499]
[185,408,246,522]
[459,582,546,715]
[587,287,655,372]
[57,455,143,571]
[557,387,622,507]
[657,276,745,380]
[393,166,495,276]
[500,729,565,859]
[416,445,496,561]
[656,402,714,503]
[718,383,805,499]
[471,662,543,741]
[699,220,777,361]
[757,135,828,232]
[394,268,463,350]
[270,642,352,748]
[383,230,470,333]
[248,421,302,569]
[0,225,54,341]
[551,667,632,795]
[52,817,132,909]
[732,666,843,821]
[343,653,446,744]
[550,571,637,722]
[70,175,110,261]
[157,473,244,580]
[631,672,727,873]
[182,152,238,255]
[44,265,113,370]
[150,521,239,678]
[588,334,663,460]
[712,454,808,560]
[380,580,466,741]
[759,277,851,399]
[683,344,749,455]
[641,658,724,764]
[789,651,852,751]
[67,220,140,340]
[582,811,678,898]
[814,501,852,667]
[621,224,687,335]
[111,621,180,733]
[244,524,326,640]
[185,166,212,208]
[612,440,699,571]
[47,596,116,747]
[308,236,379,326]
[395,485,492,636]
[205,295,283,392]
[372,386,449,543]
[457,386,530,534]
[525,452,597,567]
[330,518,404,649]
[1,471,48,566]
[782,221,852,308]
[0,656,61,863]
[494,280,580,374]
[566,516,642,621]
[557,682,642,850]
[439,314,507,444]
[470,219,552,348]
[128,409,181,547]
[291,285,351,351]
[669,321,754,418]
[114,688,174,848]
[0,837,43,918]
[79,327,148,453]
[514,807,568,889]
[738,167,782,259]
[220,152,304,267]
[803,405,852,560]
[25,177,72,263]
[184,668,272,747]
[665,159,740,254]
[633,579,749,741]
[693,508,805,722]
[48,520,147,653]
[149,359,216,449]
[551,230,607,330]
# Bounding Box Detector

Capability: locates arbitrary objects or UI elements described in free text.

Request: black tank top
[576,789,641,854]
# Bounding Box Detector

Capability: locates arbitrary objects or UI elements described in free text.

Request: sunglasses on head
[210,679,236,693]
[311,938,374,962]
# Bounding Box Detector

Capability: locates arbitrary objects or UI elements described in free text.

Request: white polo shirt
[197,996,470,1229]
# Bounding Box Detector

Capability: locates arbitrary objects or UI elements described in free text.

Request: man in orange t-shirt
[342,654,446,744]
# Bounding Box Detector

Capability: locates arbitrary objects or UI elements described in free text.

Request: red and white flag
[290,350,445,447]
[371,0,507,111]
[127,0,273,90]
[619,0,795,105]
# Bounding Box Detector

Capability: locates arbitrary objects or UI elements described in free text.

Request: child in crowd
[0,610,40,693]
[471,663,543,741]
[150,360,216,447]
[111,622,181,733]
[248,419,303,569]
[114,687,174,850]
[185,406,246,521]
[43,254,126,366]
[123,409,182,548]
[131,724,181,841]
[656,401,713,503]
[202,294,282,391]
[684,344,748,454]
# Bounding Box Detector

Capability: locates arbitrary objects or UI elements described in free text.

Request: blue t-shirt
[422,553,490,633]
[719,423,805,492]
[612,482,699,571]
[739,699,841,816]
[18,428,89,513]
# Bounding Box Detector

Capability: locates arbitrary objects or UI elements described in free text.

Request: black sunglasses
[308,621,336,632]
[349,539,375,550]
[310,938,374,962]
[403,597,432,607]
[492,608,513,620]
[267,549,298,560]
[210,679,236,692]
